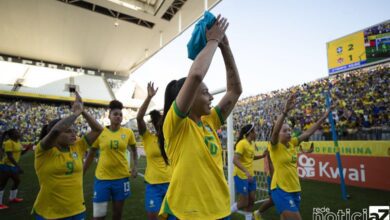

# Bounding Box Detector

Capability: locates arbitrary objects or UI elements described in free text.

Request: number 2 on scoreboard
[348,44,354,51]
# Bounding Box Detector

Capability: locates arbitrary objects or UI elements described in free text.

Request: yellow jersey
[160,102,230,220]
[142,130,172,184]
[33,138,88,219]
[2,139,22,166]
[268,137,301,192]
[92,127,136,180]
[234,138,255,179]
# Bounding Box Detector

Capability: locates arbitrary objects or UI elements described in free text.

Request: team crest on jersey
[72,152,78,159]
[121,134,126,140]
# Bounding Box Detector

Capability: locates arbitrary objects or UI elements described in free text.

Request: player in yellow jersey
[33,92,103,220]
[137,82,172,220]
[232,124,266,212]
[0,128,29,209]
[158,14,242,220]
[83,100,138,220]
[267,95,332,220]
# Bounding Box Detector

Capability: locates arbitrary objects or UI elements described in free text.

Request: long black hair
[235,124,254,150]
[39,118,62,142]
[158,77,186,165]
[149,110,161,129]
[1,129,18,141]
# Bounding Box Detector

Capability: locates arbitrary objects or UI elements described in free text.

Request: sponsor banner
[297,154,390,191]
[249,141,390,191]
[254,141,390,157]
[329,60,367,73]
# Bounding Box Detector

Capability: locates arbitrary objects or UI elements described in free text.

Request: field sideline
[1,151,389,220]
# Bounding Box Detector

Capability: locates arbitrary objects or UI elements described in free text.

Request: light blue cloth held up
[187,11,216,60]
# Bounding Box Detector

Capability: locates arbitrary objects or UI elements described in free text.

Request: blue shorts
[35,211,86,220]
[93,177,130,202]
[267,176,272,196]
[0,164,19,174]
[271,188,301,214]
[145,182,169,212]
[234,175,257,195]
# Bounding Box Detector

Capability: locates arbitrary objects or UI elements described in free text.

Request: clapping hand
[206,15,229,44]
[71,91,84,116]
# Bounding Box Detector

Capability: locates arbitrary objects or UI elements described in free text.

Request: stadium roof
[0,0,222,77]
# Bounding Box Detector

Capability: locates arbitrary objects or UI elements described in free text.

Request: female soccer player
[232,124,266,212]
[269,95,332,220]
[0,128,28,209]
[84,100,138,220]
[33,92,103,219]
[137,82,172,220]
[158,15,242,219]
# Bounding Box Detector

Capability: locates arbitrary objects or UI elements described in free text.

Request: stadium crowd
[0,100,135,143]
[233,64,390,141]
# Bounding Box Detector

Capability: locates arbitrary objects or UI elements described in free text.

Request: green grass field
[1,151,389,220]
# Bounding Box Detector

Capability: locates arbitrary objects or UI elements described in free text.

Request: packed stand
[0,99,136,143]
[232,63,390,141]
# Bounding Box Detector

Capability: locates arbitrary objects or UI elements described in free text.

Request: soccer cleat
[253,210,262,220]
[0,204,9,210]
[9,198,23,203]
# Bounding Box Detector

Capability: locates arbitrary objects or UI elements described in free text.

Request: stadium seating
[0,100,135,143]
[232,64,390,141]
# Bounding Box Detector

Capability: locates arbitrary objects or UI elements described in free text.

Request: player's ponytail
[158,77,186,165]
[235,124,254,150]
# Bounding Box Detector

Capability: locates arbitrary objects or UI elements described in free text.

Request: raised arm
[217,35,242,121]
[176,15,228,113]
[78,93,103,145]
[137,82,158,135]
[298,107,331,143]
[40,94,83,150]
[271,95,295,145]
[82,110,103,145]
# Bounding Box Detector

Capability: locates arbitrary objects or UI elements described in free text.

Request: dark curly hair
[109,100,123,111]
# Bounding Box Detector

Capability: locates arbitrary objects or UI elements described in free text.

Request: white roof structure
[0,0,222,76]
